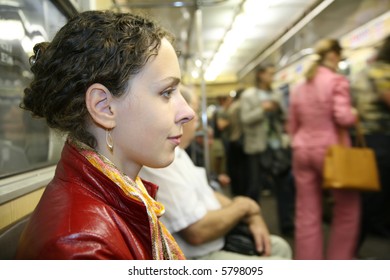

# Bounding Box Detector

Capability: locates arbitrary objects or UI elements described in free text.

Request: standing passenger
[240,65,293,235]
[240,65,285,201]
[16,11,194,260]
[352,35,390,246]
[226,89,247,196]
[288,39,360,259]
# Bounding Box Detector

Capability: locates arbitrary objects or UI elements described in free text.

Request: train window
[0,0,67,178]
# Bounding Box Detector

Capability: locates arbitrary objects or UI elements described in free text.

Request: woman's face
[111,38,194,178]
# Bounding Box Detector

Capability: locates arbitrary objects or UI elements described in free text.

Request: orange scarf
[71,139,185,260]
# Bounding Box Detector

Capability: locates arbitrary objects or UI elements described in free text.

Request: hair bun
[29,42,49,66]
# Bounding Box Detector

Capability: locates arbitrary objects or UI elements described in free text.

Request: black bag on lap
[222,223,262,256]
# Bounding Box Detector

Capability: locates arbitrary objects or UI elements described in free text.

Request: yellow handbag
[323,123,381,192]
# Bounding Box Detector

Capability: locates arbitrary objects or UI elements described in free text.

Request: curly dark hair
[21,10,174,148]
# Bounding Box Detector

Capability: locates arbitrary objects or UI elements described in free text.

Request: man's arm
[186,191,272,256]
[213,190,232,207]
[179,194,260,245]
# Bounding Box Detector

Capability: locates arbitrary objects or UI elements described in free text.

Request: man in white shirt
[140,86,291,259]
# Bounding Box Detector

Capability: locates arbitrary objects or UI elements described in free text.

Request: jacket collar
[56,141,160,210]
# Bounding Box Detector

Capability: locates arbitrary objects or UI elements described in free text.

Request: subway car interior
[1,0,390,260]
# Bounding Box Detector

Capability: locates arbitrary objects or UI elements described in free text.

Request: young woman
[16,10,194,260]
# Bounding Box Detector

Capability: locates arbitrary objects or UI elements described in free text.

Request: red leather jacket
[16,142,160,259]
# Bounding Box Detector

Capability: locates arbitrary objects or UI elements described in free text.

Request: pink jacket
[288,66,356,149]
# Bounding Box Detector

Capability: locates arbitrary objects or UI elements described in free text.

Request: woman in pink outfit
[288,39,360,259]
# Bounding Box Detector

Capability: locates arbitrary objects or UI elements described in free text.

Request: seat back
[0,215,30,260]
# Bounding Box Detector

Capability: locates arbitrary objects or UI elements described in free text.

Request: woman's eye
[161,88,175,99]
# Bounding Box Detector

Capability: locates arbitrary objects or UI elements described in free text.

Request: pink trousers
[293,147,361,259]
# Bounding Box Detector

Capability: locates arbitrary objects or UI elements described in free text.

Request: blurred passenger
[240,64,294,235]
[352,35,390,243]
[240,65,286,199]
[188,108,232,193]
[216,94,233,154]
[187,125,214,167]
[288,38,360,259]
[16,10,194,260]
[140,86,292,260]
[187,125,231,192]
[210,95,231,174]
[225,88,248,196]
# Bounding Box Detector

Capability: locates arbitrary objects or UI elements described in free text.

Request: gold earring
[106,129,113,152]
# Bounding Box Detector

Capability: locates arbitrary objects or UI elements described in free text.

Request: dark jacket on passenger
[16,142,159,259]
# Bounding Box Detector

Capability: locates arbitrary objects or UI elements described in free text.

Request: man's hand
[232,197,271,255]
[218,173,231,187]
[232,196,261,216]
[245,214,271,256]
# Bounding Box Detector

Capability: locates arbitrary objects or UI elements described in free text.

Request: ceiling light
[204,0,275,80]
[172,1,186,7]
[243,0,269,14]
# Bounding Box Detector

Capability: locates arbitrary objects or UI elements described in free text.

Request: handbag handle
[337,117,366,147]
[354,118,367,147]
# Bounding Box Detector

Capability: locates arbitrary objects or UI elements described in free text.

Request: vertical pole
[195,6,210,174]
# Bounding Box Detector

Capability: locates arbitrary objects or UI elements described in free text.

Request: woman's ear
[85,83,116,129]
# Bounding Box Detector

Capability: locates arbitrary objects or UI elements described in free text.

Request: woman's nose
[176,96,195,125]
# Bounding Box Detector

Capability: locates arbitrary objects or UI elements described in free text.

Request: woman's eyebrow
[154,77,181,86]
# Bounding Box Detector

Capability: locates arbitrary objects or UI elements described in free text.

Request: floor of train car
[222,187,390,260]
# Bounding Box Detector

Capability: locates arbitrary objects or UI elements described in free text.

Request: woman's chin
[146,154,175,169]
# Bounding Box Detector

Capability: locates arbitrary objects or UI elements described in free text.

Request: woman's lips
[168,135,182,145]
